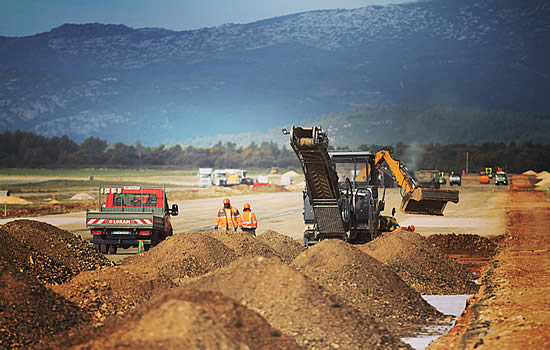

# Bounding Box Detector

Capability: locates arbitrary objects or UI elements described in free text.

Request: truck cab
[198,168,213,188]
[495,171,508,186]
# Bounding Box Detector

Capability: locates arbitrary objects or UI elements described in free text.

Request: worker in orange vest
[241,203,258,236]
[215,198,242,231]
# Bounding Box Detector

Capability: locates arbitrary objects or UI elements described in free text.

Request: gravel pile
[58,290,301,350]
[360,229,478,295]
[203,229,283,260]
[427,233,503,257]
[0,228,72,285]
[51,264,176,326]
[123,232,237,280]
[258,230,305,263]
[183,256,409,349]
[292,239,446,336]
[1,220,113,283]
[0,263,87,348]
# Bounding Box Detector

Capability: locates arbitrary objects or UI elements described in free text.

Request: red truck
[86,184,178,254]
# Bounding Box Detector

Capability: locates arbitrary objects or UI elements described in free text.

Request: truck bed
[86,210,165,231]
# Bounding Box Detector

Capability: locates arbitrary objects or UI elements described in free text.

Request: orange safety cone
[137,240,144,253]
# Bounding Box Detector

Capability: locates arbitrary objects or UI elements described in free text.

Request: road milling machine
[283,126,459,247]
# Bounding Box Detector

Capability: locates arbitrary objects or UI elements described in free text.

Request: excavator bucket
[400,187,459,216]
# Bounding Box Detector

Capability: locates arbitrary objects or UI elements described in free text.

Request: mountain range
[0,0,549,146]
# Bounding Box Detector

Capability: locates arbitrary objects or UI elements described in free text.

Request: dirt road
[430,190,550,349]
[0,185,508,240]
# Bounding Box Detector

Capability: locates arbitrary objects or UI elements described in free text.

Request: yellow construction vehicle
[283,126,459,246]
[374,150,458,216]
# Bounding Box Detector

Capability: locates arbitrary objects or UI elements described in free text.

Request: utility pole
[466,152,469,174]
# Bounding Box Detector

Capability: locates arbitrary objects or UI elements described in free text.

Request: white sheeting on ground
[401,294,471,350]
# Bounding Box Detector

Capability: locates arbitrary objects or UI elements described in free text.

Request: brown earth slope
[0,262,87,348]
[291,239,447,337]
[1,220,113,283]
[429,191,550,349]
[183,256,410,349]
[258,229,305,263]
[45,290,301,350]
[122,232,238,279]
[360,229,478,295]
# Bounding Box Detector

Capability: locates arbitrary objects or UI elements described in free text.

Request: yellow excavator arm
[374,149,416,193]
[374,149,459,216]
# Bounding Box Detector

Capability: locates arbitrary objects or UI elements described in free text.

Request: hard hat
[223,198,230,204]
[244,203,251,209]
[409,225,415,232]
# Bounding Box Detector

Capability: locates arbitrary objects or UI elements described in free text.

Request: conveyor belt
[289,126,347,234]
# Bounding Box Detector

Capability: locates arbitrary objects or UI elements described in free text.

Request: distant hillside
[0,0,549,145]
[197,105,550,148]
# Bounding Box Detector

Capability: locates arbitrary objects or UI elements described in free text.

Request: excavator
[283,126,459,246]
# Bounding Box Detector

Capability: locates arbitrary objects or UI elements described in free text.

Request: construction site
[0,126,549,349]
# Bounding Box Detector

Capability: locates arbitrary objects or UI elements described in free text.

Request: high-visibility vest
[216,206,242,230]
[241,210,257,229]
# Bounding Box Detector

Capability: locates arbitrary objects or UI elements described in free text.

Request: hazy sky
[0,0,414,37]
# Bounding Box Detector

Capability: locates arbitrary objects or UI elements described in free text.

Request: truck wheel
[144,244,151,251]
[109,245,117,254]
[93,243,101,252]
[100,244,109,254]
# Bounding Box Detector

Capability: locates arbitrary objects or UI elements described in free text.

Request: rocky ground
[429,191,550,349]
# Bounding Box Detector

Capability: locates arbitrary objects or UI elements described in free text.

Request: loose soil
[182,256,410,349]
[427,233,505,276]
[0,264,88,349]
[123,232,238,280]
[429,191,550,349]
[360,229,479,295]
[1,220,113,284]
[0,228,72,285]
[0,195,31,204]
[51,264,176,325]
[0,201,95,219]
[258,229,305,263]
[291,239,448,337]
[203,229,283,260]
[48,289,301,350]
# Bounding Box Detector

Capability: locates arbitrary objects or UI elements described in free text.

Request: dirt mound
[2,201,95,219]
[70,192,94,200]
[291,239,445,336]
[51,264,176,325]
[60,289,300,350]
[427,233,504,276]
[52,233,238,324]
[360,229,478,295]
[284,182,305,191]
[183,256,406,349]
[0,195,31,204]
[258,230,305,263]
[427,233,502,256]
[123,233,237,279]
[230,184,251,191]
[1,220,113,283]
[0,228,72,285]
[203,230,283,260]
[282,170,300,177]
[252,184,288,192]
[0,263,87,348]
[522,170,537,175]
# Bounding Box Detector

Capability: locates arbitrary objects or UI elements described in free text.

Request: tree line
[1,130,549,173]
